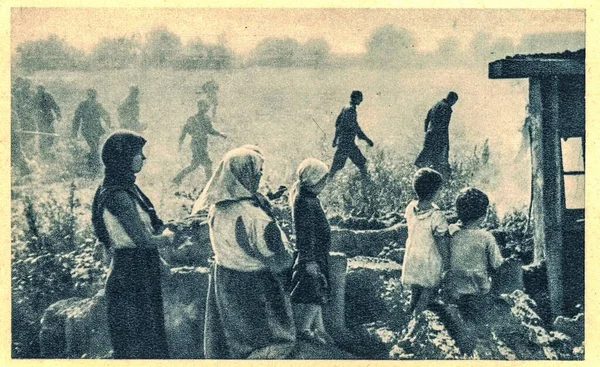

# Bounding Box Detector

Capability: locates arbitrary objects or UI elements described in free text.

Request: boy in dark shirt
[329,90,374,181]
[173,100,226,184]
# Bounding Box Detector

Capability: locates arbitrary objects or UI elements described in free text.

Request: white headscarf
[192,147,264,214]
[288,158,329,207]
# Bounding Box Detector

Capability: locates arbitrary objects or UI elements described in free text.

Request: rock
[494,290,578,360]
[379,247,405,264]
[383,289,580,361]
[331,223,408,257]
[322,253,348,338]
[345,257,402,326]
[553,313,584,346]
[393,311,463,360]
[39,293,111,358]
[38,267,210,359]
[162,266,210,359]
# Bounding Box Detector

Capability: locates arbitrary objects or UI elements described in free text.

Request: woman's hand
[161,228,175,246]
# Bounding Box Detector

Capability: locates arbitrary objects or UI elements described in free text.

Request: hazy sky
[11,8,585,55]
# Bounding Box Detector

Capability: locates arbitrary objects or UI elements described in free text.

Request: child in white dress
[401,168,450,314]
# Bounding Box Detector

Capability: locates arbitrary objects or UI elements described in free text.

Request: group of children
[401,167,506,326]
[286,161,506,348]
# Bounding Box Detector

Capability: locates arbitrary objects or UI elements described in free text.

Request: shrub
[11,183,105,358]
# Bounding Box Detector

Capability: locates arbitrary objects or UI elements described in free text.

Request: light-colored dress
[401,200,449,288]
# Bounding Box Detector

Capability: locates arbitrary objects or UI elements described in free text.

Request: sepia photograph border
[1,0,598,366]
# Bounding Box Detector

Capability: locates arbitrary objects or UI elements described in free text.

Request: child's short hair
[455,187,490,224]
[413,168,444,200]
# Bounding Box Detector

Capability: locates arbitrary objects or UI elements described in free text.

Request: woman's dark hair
[101,130,146,171]
[412,168,444,200]
[455,187,490,224]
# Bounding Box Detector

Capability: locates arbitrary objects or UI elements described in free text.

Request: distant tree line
[14,25,584,72]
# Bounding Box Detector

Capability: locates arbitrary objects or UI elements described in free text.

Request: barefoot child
[402,168,450,314]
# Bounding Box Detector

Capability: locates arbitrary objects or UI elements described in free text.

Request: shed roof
[489,49,585,79]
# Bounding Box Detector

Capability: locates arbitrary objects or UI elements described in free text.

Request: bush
[321,144,491,218]
[11,183,105,358]
[498,207,534,264]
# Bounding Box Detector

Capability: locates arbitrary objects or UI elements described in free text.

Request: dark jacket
[293,188,331,265]
[35,91,61,124]
[333,105,371,148]
[72,99,111,139]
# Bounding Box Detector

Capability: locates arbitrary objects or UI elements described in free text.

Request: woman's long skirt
[204,264,296,359]
[105,248,170,359]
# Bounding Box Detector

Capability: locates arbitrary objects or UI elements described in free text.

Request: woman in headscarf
[198,147,296,359]
[288,158,334,345]
[91,131,173,359]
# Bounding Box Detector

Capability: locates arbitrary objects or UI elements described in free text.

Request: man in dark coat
[12,78,37,150]
[34,85,62,158]
[415,91,458,178]
[329,90,374,181]
[118,86,146,132]
[11,93,31,175]
[72,89,112,169]
[173,99,226,184]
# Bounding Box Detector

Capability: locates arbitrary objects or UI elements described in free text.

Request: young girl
[402,168,450,314]
[289,158,334,345]
[446,187,504,322]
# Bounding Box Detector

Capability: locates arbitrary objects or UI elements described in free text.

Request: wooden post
[542,76,566,317]
[529,77,546,264]
[530,76,566,317]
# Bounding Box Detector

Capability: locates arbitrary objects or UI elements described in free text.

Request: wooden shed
[489,50,585,318]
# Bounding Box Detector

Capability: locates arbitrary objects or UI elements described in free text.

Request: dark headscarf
[92,131,163,248]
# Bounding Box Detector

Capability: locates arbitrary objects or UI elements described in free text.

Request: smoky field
[11,65,536,358]
[12,66,531,212]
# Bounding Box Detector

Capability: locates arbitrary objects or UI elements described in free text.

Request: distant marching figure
[329,90,374,181]
[34,85,62,159]
[415,91,459,178]
[197,80,219,120]
[12,78,37,149]
[173,99,226,185]
[72,89,112,169]
[11,93,31,175]
[118,85,147,132]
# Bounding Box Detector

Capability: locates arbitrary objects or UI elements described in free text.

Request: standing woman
[91,131,173,359]
[196,147,295,359]
[288,158,334,344]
